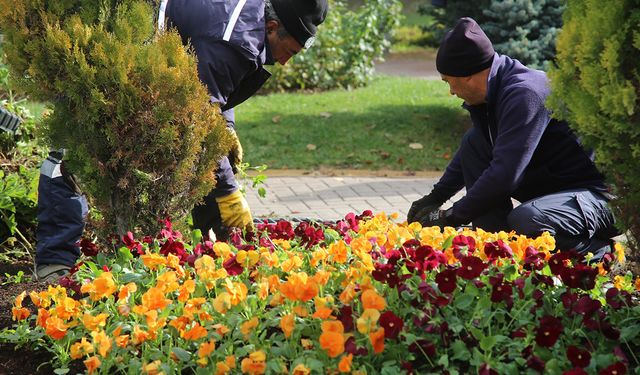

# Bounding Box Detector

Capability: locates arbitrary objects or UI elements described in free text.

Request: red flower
[452,235,475,258]
[484,240,513,260]
[372,263,400,288]
[560,264,598,290]
[344,336,368,356]
[535,315,563,347]
[435,268,458,294]
[122,232,143,254]
[566,346,591,368]
[457,256,486,280]
[527,355,545,372]
[563,369,588,375]
[408,339,435,358]
[548,252,571,275]
[337,305,354,332]
[379,311,404,340]
[490,280,513,305]
[223,255,243,276]
[160,239,186,260]
[574,296,601,318]
[78,239,99,257]
[478,363,498,375]
[599,362,626,375]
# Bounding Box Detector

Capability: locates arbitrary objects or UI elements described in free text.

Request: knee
[507,203,550,237]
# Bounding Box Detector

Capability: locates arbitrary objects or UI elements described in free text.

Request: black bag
[0,106,21,133]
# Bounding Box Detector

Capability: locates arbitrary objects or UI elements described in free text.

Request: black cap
[436,17,495,77]
[271,0,329,49]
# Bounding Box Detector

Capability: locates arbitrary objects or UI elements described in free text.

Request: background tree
[0,0,233,235]
[420,0,564,69]
[548,0,640,254]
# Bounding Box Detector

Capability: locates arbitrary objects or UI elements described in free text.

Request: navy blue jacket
[166,0,274,195]
[433,54,608,223]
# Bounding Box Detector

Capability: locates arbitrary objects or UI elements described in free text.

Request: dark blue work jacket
[167,0,274,121]
[433,54,608,223]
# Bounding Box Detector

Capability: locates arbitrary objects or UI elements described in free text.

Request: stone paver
[245,175,464,221]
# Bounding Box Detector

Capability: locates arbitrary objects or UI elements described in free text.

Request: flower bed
[4,212,640,374]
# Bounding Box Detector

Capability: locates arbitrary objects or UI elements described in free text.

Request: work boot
[34,264,71,283]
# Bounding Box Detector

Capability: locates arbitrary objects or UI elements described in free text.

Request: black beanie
[271,0,329,49]
[436,17,495,77]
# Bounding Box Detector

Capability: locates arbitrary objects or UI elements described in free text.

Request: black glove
[417,208,454,228]
[407,194,445,224]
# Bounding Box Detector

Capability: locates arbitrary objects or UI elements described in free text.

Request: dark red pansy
[527,355,545,372]
[222,255,243,276]
[77,239,99,257]
[575,295,601,317]
[600,321,621,340]
[563,369,588,375]
[535,315,563,347]
[560,264,598,290]
[344,336,368,356]
[122,231,143,254]
[435,268,458,294]
[408,339,436,358]
[548,252,571,275]
[379,311,404,339]
[511,326,527,338]
[599,362,626,375]
[401,361,415,375]
[337,305,354,332]
[59,275,82,296]
[457,256,486,280]
[484,240,513,260]
[567,346,591,368]
[478,363,498,375]
[160,239,186,260]
[452,235,476,258]
[491,281,513,304]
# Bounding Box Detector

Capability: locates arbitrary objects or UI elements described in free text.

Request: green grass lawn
[235,75,469,172]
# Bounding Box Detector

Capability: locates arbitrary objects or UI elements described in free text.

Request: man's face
[441,74,485,105]
[266,20,302,65]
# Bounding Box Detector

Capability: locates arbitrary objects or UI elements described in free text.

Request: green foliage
[547,0,640,253]
[419,0,564,69]
[0,0,233,235]
[264,0,402,91]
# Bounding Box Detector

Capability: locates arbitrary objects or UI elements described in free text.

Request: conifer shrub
[420,0,564,69]
[0,1,232,234]
[548,0,640,252]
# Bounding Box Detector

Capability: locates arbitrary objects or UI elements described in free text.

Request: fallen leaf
[306,144,317,151]
[409,143,423,150]
[380,151,390,159]
[271,115,281,124]
[319,112,332,118]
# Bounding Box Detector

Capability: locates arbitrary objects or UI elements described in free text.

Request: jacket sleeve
[451,87,549,223]
[190,37,257,109]
[430,150,465,203]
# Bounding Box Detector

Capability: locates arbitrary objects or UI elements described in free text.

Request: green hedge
[264,0,402,91]
[548,0,640,252]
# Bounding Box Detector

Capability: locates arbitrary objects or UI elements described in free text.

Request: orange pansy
[198,339,216,358]
[338,353,353,373]
[141,286,172,311]
[328,240,348,263]
[361,289,386,311]
[143,360,164,375]
[178,279,196,302]
[292,363,311,375]
[225,279,248,305]
[83,356,101,374]
[182,322,208,341]
[141,251,167,270]
[82,313,108,331]
[70,337,94,359]
[45,316,68,340]
[240,351,266,375]
[280,313,295,339]
[319,331,344,358]
[91,329,112,357]
[240,317,259,338]
[356,308,380,334]
[369,327,385,354]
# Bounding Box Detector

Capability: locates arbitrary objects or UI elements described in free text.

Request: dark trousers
[35,156,88,267]
[459,128,618,255]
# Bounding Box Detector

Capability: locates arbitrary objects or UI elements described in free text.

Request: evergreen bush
[547,0,640,253]
[264,0,402,91]
[420,0,564,69]
[0,1,233,235]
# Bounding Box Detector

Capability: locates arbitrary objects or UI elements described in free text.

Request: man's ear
[266,20,280,35]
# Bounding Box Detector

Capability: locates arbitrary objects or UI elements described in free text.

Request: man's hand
[417,208,454,228]
[228,129,243,174]
[407,194,444,224]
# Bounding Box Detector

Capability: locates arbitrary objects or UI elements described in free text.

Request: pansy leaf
[480,335,497,351]
[171,347,192,362]
[450,340,470,361]
[437,354,449,368]
[120,271,144,283]
[454,292,475,310]
[441,234,455,250]
[118,247,134,261]
[53,368,69,375]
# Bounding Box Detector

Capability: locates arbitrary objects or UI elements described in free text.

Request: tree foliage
[264,0,402,91]
[0,0,232,235]
[547,0,640,252]
[420,0,564,69]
